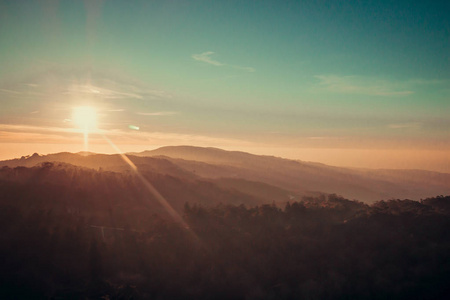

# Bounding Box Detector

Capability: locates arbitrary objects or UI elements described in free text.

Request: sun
[72,106,98,132]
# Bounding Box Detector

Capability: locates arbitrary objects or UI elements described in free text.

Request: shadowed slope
[2,146,450,203]
[134,146,450,202]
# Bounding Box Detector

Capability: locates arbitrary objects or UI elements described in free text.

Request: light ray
[102,134,194,232]
[84,131,88,152]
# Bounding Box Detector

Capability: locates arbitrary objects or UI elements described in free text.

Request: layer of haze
[0,0,449,172]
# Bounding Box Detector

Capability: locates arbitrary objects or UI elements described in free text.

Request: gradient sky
[0,0,449,171]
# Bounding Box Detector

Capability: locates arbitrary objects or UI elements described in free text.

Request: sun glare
[72,106,98,132]
[72,106,98,152]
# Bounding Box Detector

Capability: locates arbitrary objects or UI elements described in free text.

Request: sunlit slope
[0,152,195,179]
[0,163,264,224]
[135,146,450,202]
[2,146,449,203]
[0,152,304,205]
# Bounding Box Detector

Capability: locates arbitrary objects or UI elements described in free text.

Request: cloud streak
[192,51,224,66]
[136,111,178,116]
[314,75,414,96]
[388,122,422,129]
[0,68,173,103]
[192,51,255,72]
[0,123,251,150]
[64,84,144,99]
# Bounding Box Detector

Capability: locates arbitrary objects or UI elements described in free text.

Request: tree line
[1,191,449,299]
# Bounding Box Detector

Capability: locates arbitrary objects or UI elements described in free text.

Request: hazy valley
[2,146,450,206]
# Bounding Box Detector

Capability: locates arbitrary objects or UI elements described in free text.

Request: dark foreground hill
[2,146,450,203]
[0,162,267,226]
[1,158,450,299]
[1,166,449,299]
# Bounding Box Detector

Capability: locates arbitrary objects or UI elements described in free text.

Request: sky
[0,0,449,172]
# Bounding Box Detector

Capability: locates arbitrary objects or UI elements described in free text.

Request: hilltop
[3,146,449,203]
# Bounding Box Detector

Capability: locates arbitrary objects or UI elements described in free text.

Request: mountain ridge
[1,145,449,203]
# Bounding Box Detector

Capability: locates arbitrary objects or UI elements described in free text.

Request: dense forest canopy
[0,163,449,299]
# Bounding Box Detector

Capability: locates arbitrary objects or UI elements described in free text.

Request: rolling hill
[1,146,449,204]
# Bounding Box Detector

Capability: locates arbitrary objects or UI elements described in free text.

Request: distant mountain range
[1,146,449,206]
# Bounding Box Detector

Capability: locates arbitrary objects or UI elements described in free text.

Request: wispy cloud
[0,88,22,95]
[192,51,255,72]
[137,111,178,116]
[0,67,173,102]
[0,123,110,136]
[0,88,47,97]
[307,136,344,140]
[109,129,250,146]
[64,84,144,99]
[388,122,422,129]
[314,75,414,96]
[192,51,224,66]
[0,123,251,149]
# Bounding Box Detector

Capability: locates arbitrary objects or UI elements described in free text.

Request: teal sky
[0,0,449,171]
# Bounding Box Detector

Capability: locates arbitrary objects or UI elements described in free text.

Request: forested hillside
[2,147,450,203]
[0,163,449,299]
